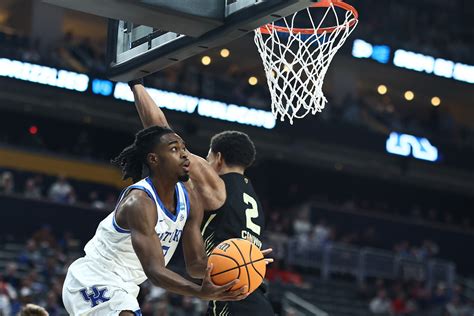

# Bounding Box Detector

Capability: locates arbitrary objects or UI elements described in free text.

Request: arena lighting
[92,79,113,96]
[220,48,230,58]
[431,96,441,107]
[377,85,387,95]
[0,58,89,92]
[113,83,276,129]
[0,58,276,130]
[386,132,438,162]
[248,76,258,85]
[29,125,38,135]
[201,56,212,65]
[404,91,414,101]
[393,49,474,84]
[351,39,390,64]
[352,39,474,84]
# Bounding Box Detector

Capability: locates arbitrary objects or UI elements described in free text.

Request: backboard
[44,0,315,81]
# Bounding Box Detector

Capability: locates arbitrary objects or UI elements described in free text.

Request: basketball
[209,238,266,294]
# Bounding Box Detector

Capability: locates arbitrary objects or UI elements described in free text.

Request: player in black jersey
[202,131,273,316]
[129,79,274,316]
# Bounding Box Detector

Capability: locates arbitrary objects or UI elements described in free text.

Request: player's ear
[216,152,224,167]
[147,152,159,167]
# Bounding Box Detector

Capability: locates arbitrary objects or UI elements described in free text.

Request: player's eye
[171,147,178,152]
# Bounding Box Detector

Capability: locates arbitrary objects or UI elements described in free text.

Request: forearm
[186,256,208,279]
[183,187,208,279]
[132,84,169,128]
[147,266,202,298]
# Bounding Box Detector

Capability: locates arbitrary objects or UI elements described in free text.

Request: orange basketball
[208,238,266,295]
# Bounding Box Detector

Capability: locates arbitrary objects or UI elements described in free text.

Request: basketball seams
[249,242,253,261]
[250,260,265,282]
[249,257,265,265]
[209,253,241,279]
[249,243,265,282]
[230,239,251,293]
[210,257,265,277]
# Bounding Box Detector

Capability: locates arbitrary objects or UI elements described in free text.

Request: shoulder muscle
[118,190,157,234]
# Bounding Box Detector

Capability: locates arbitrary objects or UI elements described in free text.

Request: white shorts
[62,257,142,316]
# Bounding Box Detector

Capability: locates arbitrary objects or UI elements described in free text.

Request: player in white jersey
[62,125,248,316]
[129,78,274,316]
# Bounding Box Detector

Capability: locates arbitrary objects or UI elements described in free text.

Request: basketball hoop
[254,0,358,124]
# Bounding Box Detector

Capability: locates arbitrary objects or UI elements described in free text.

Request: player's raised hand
[199,263,249,301]
[261,248,274,265]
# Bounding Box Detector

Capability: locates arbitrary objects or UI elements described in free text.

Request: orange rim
[259,0,358,35]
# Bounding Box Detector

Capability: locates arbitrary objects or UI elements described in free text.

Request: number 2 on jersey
[243,193,261,235]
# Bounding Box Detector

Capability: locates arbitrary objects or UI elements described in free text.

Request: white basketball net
[254,3,358,124]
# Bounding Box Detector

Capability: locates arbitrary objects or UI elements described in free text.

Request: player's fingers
[227,285,247,296]
[222,286,248,300]
[227,286,250,301]
[219,279,240,291]
[261,248,273,256]
[205,263,213,278]
[265,258,274,264]
[239,286,248,294]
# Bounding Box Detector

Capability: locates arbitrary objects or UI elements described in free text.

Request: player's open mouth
[182,160,190,172]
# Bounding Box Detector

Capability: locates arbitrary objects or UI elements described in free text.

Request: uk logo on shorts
[80,286,111,307]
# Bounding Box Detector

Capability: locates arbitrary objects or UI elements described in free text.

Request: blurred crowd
[355,0,473,64]
[0,31,105,75]
[329,195,473,234]
[0,226,76,315]
[365,279,474,316]
[265,204,441,264]
[0,170,117,211]
[318,93,474,149]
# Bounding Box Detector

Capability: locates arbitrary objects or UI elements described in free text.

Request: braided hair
[112,125,175,182]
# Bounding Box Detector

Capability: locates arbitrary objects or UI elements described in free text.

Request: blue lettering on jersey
[172,230,182,242]
[157,229,182,243]
[163,231,172,242]
[162,245,170,256]
[80,286,110,307]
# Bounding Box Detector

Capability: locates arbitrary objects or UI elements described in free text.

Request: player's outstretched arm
[130,81,170,128]
[181,185,207,278]
[123,190,247,301]
[130,81,226,211]
[186,154,226,210]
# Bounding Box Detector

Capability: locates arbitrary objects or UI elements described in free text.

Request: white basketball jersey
[83,177,190,285]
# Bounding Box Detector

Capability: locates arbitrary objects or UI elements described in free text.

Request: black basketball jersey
[201,173,265,255]
[202,173,273,316]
